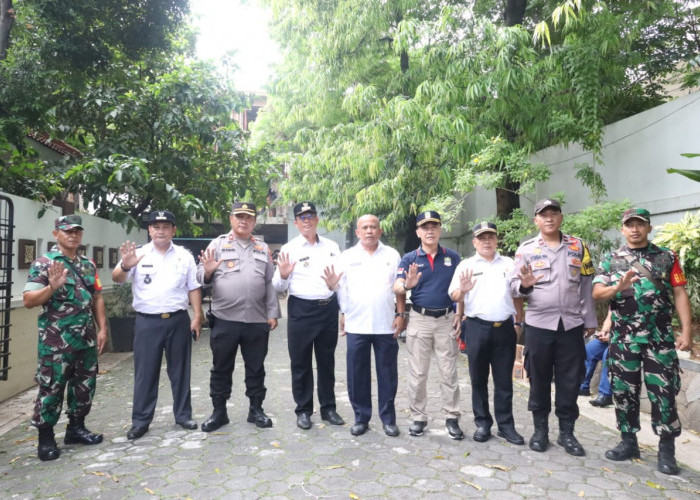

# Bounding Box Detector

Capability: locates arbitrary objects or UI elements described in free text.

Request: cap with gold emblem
[416,210,441,227]
[232,201,257,216]
[148,210,176,225]
[55,215,84,231]
[472,221,497,236]
[293,201,317,217]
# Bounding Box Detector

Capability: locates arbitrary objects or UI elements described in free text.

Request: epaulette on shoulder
[521,238,536,246]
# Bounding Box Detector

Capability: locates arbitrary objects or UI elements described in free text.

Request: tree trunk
[0,0,14,60]
[504,0,527,27]
[495,0,527,218]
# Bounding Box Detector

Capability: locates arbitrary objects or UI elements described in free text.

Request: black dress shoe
[383,424,400,437]
[497,427,525,445]
[297,413,312,430]
[409,421,427,436]
[64,426,103,445]
[247,407,273,428]
[473,426,492,442]
[590,394,613,407]
[321,409,345,425]
[446,419,464,440]
[127,425,149,440]
[176,419,198,430]
[350,422,368,436]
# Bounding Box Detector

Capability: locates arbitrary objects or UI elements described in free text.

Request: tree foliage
[255,0,699,240]
[1,2,275,233]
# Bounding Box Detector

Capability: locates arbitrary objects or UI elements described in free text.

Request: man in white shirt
[449,222,525,445]
[323,215,405,437]
[112,210,202,440]
[272,202,345,429]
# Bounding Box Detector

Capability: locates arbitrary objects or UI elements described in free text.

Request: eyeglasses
[297,213,316,221]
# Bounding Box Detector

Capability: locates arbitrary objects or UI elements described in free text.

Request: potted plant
[104,282,135,352]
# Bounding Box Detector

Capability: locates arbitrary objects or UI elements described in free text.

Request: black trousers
[287,295,339,415]
[209,319,270,404]
[346,333,399,425]
[524,321,586,422]
[132,311,192,426]
[464,318,517,430]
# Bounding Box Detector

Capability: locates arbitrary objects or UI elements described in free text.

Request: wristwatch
[395,312,406,318]
[402,281,412,291]
[120,262,132,272]
[514,322,524,327]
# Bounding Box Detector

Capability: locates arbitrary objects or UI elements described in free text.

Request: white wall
[1,192,147,403]
[527,92,700,226]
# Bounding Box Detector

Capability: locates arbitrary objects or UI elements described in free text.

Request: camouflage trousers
[608,340,681,437]
[31,347,98,428]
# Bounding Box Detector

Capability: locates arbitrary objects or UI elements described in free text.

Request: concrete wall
[1,192,147,403]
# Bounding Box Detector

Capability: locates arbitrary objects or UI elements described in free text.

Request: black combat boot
[557,419,585,456]
[247,399,273,428]
[64,415,103,445]
[657,436,680,475]
[37,426,61,461]
[529,414,549,452]
[201,396,230,432]
[605,432,639,461]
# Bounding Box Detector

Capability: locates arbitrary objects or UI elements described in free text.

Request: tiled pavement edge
[1,302,699,499]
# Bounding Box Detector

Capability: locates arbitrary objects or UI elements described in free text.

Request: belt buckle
[318,298,331,305]
[161,313,171,319]
[493,321,502,327]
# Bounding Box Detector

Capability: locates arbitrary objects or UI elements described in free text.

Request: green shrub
[103,283,135,318]
[653,211,700,320]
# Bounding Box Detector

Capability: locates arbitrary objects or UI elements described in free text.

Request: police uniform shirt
[510,233,597,331]
[448,252,516,322]
[196,232,280,323]
[272,234,340,300]
[397,245,460,310]
[120,241,199,314]
[335,241,401,334]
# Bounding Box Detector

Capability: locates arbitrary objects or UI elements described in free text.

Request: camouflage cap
[55,215,84,231]
[622,208,651,224]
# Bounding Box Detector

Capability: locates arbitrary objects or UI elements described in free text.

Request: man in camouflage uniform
[23,215,108,461]
[593,208,692,475]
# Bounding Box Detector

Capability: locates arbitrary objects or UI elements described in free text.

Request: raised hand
[119,241,144,269]
[277,252,296,279]
[615,269,639,293]
[404,262,422,289]
[47,261,68,291]
[459,268,476,294]
[518,264,543,289]
[199,248,223,277]
[322,265,343,291]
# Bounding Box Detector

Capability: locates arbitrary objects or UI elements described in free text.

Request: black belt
[467,316,512,328]
[411,304,451,318]
[137,309,187,319]
[294,296,335,306]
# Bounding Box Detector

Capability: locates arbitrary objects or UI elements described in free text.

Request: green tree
[255,0,699,244]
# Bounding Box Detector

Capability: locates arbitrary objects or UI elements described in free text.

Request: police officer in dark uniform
[394,210,463,440]
[197,202,280,431]
[113,210,202,440]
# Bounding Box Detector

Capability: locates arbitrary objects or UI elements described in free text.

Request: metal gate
[0,195,13,380]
